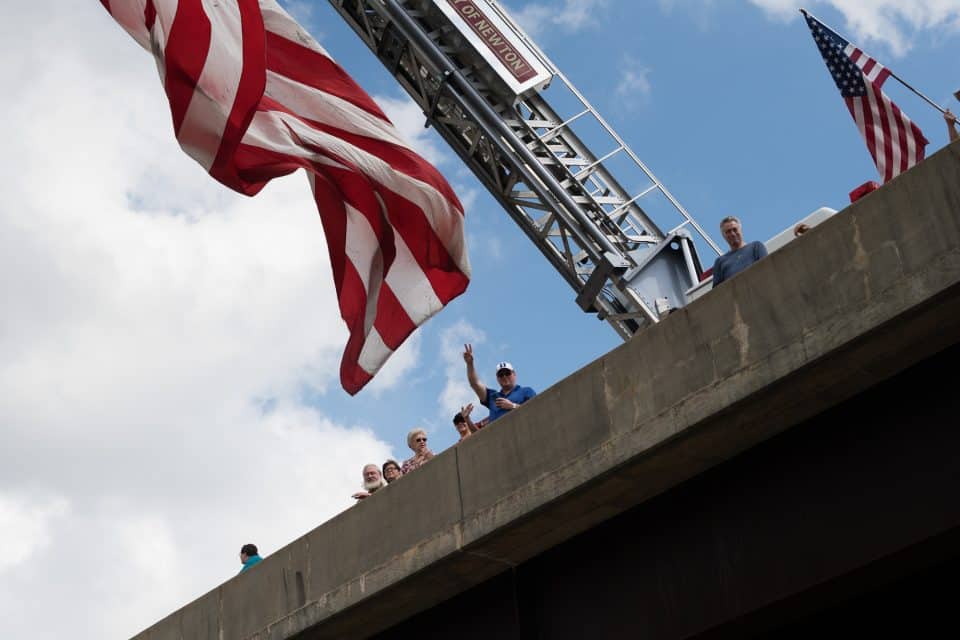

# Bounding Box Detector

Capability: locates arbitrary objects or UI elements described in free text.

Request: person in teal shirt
[239,543,262,574]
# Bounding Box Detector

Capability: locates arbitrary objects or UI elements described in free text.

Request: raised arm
[946,109,959,143]
[461,402,478,433]
[463,343,487,404]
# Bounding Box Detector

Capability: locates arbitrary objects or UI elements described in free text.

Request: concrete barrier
[133,141,960,639]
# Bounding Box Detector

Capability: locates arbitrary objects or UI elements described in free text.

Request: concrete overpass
[134,141,960,639]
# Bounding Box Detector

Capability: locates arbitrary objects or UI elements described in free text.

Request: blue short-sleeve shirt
[483,385,536,422]
[711,241,768,287]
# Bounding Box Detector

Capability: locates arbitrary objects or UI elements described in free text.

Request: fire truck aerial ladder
[327,0,722,338]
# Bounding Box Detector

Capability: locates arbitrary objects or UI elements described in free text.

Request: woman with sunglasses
[401,427,434,474]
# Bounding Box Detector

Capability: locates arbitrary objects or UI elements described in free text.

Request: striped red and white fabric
[803,12,928,183]
[100,0,471,394]
[843,46,927,183]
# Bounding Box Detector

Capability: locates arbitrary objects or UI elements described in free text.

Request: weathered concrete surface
[376,341,960,638]
[132,142,960,639]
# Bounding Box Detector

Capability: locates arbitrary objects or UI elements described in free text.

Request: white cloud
[279,0,319,33]
[749,0,960,56]
[0,5,399,639]
[0,403,393,639]
[468,230,505,262]
[615,56,653,106]
[658,0,719,27]
[0,494,69,573]
[508,0,610,38]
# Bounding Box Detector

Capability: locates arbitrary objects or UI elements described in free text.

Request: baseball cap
[495,361,515,374]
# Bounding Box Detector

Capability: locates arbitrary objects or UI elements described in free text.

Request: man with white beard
[352,463,388,501]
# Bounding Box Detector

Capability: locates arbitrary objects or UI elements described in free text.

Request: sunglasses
[415,437,428,442]
[496,369,514,377]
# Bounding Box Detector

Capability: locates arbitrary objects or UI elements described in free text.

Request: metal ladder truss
[326,0,721,339]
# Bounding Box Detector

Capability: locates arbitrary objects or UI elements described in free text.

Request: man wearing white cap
[463,344,537,423]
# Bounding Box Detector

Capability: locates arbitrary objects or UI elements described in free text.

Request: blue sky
[1,2,958,638]
[292,0,960,451]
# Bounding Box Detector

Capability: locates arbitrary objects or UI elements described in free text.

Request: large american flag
[802,11,928,183]
[100,0,471,394]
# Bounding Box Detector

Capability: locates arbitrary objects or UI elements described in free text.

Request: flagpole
[886,71,948,115]
[799,8,948,115]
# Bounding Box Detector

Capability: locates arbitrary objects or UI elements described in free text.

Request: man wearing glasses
[463,344,537,423]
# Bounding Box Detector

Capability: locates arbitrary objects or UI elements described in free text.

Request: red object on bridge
[850,181,880,203]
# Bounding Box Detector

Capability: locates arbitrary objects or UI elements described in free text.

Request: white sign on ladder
[432,0,553,98]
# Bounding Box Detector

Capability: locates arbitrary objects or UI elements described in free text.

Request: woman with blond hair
[400,427,434,474]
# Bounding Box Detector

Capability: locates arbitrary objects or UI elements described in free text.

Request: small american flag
[802,11,928,183]
[100,0,471,395]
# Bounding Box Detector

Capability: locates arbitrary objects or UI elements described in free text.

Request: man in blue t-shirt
[711,216,768,287]
[463,344,536,423]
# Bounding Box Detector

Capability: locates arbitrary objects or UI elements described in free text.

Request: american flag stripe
[845,82,923,182]
[846,98,870,169]
[804,12,928,184]
[267,37,466,322]
[168,1,235,171]
[846,47,891,85]
[357,329,393,378]
[308,171,390,391]
[299,140,465,284]
[248,111,449,365]
[264,32,389,123]
[874,86,895,179]
[343,205,387,313]
[256,90,462,217]
[102,0,471,394]
[268,93,464,218]
[259,5,387,121]
[377,187,468,299]
[305,171,361,299]
[374,286,419,347]
[245,109,467,278]
[101,1,152,48]
[867,84,891,178]
[312,164,404,384]
[884,96,904,174]
[263,74,408,148]
[213,0,270,185]
[161,0,208,132]
[385,227,446,317]
[846,45,897,178]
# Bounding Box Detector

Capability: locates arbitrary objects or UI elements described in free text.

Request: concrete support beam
[133,143,960,639]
